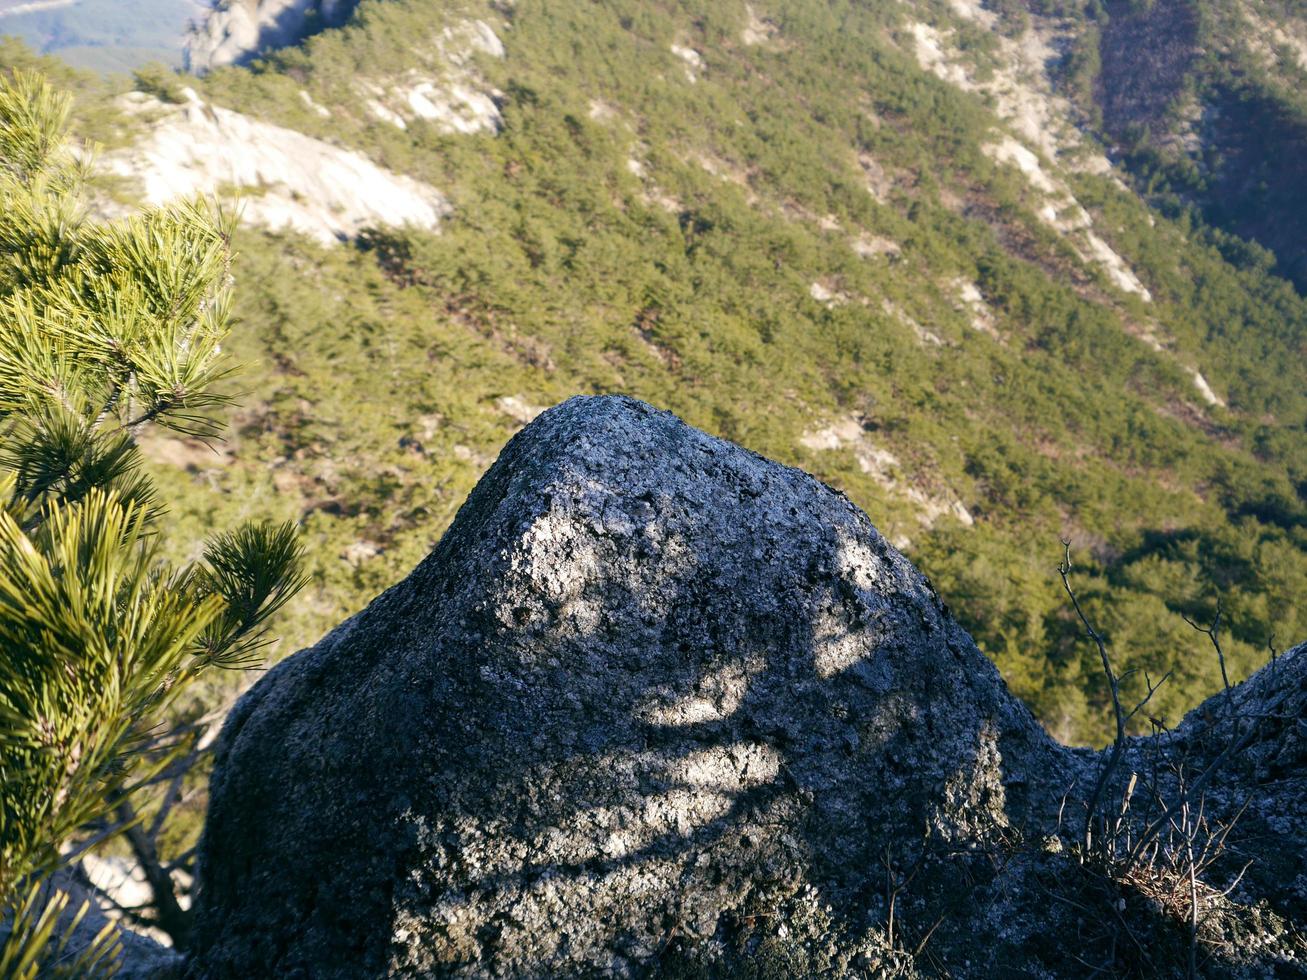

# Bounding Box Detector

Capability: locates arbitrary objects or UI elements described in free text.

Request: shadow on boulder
[186,396,1306,978]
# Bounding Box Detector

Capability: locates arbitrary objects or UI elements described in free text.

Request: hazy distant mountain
[0,0,205,71]
[0,0,358,73]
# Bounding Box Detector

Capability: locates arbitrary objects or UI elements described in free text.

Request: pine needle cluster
[0,69,306,976]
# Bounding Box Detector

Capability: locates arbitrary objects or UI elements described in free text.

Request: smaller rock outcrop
[185,0,358,74]
[355,19,506,136]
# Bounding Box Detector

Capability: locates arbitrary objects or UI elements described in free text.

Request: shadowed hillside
[1031,0,1307,291]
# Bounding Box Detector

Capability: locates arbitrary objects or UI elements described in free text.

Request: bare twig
[1181,604,1232,714]
[115,800,192,949]
[1059,542,1168,857]
[1125,685,1291,872]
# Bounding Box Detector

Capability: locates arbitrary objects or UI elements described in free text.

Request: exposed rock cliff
[188,397,1305,977]
[185,0,358,73]
[356,18,505,135]
[102,88,448,243]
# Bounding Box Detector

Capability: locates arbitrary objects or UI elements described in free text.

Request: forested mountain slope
[1093,0,1307,290]
[6,0,1304,748]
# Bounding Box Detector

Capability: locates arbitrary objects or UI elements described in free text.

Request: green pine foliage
[0,69,305,975]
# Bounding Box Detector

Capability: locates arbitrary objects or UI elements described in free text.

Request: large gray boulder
[189,396,1305,977]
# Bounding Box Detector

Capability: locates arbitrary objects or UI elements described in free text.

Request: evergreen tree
[0,69,305,976]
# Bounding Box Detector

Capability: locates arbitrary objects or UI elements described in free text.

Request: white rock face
[80,854,157,916]
[986,137,1059,195]
[851,232,901,260]
[741,4,777,46]
[1241,2,1307,72]
[952,277,1000,338]
[360,20,506,135]
[298,89,330,118]
[186,0,357,73]
[1190,368,1225,408]
[670,43,704,81]
[1083,230,1152,300]
[588,99,618,122]
[103,90,448,244]
[909,23,971,88]
[903,8,1156,302]
[79,852,195,948]
[496,395,547,427]
[882,299,945,347]
[800,416,973,532]
[905,12,1098,169]
[808,280,847,306]
[363,95,407,129]
[858,152,893,202]
[983,137,1152,301]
